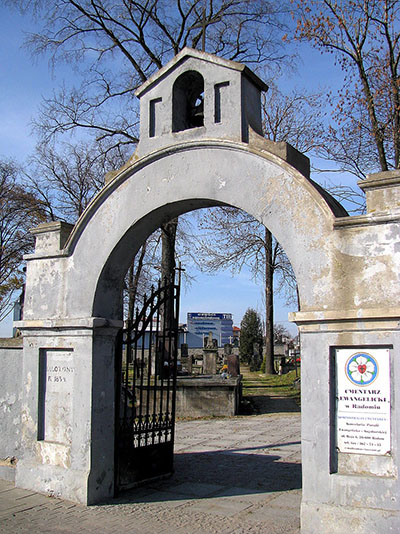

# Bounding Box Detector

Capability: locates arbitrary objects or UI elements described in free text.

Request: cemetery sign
[336,347,391,456]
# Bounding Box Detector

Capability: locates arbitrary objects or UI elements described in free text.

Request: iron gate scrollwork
[115,276,180,492]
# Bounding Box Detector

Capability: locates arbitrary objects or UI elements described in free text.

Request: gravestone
[227,354,240,377]
[203,352,217,375]
[181,343,191,374]
[251,342,262,372]
[224,343,232,356]
[204,331,218,349]
[203,331,218,374]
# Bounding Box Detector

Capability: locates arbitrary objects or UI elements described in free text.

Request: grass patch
[242,368,301,400]
[243,369,300,386]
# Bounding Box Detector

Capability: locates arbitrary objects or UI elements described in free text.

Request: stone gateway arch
[14,49,400,533]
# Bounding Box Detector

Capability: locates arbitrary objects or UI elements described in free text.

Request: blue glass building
[187,312,234,348]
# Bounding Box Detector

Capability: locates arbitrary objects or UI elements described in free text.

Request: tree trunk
[161,218,178,283]
[356,58,389,171]
[264,227,275,374]
[127,241,148,323]
[160,218,178,335]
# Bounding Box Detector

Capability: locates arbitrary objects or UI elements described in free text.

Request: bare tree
[188,80,331,373]
[292,0,400,176]
[26,140,124,221]
[261,85,325,371]
[262,84,326,151]
[192,87,325,374]
[8,0,293,315]
[0,159,46,321]
[13,0,291,150]
[125,230,164,318]
[273,323,291,342]
[192,205,298,373]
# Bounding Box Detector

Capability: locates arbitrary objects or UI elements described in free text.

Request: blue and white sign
[336,348,391,456]
[187,312,233,347]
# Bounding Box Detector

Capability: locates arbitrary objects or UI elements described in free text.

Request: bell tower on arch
[134,47,269,158]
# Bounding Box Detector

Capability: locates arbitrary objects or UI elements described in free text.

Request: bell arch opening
[172,70,204,132]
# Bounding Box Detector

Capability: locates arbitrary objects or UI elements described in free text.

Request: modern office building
[187,312,234,348]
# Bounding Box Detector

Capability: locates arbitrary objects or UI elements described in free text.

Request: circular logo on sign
[345,352,378,386]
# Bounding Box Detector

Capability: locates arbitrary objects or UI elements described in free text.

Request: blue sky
[0,6,358,337]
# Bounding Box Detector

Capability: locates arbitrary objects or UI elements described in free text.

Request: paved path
[0,411,301,534]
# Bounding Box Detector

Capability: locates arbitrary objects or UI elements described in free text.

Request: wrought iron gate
[115,277,180,492]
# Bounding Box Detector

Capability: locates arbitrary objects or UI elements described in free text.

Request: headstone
[224,343,233,356]
[181,344,192,374]
[251,342,262,372]
[187,354,192,374]
[227,354,240,377]
[203,352,217,375]
[203,331,218,374]
[204,331,218,349]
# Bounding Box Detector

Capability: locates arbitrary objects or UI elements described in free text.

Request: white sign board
[336,348,391,455]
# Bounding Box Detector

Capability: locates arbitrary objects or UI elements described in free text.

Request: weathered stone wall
[0,338,22,482]
[290,170,400,532]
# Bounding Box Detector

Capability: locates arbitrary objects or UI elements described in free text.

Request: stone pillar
[15,319,121,505]
[30,221,74,254]
[289,171,400,533]
[291,311,400,533]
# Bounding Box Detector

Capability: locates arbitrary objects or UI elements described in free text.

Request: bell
[190,99,204,127]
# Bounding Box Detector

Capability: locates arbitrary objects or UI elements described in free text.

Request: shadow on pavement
[247,395,300,414]
[112,446,302,504]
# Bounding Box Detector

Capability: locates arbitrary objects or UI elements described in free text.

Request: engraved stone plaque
[39,350,74,445]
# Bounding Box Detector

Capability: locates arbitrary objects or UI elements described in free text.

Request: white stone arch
[15,48,400,532]
[22,140,345,326]
[87,142,341,318]
[17,141,400,533]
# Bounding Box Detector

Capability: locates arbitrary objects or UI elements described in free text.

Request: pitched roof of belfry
[135,47,268,98]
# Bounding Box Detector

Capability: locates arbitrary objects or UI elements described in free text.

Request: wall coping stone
[14,317,123,330]
[334,212,400,228]
[290,307,400,324]
[0,337,23,348]
[360,170,400,189]
[176,375,241,387]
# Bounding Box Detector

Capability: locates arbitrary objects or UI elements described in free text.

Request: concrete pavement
[0,411,301,533]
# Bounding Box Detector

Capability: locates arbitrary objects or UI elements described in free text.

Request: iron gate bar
[152,291,160,446]
[115,273,180,492]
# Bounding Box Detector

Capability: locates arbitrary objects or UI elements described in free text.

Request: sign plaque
[336,348,391,455]
[40,350,75,445]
